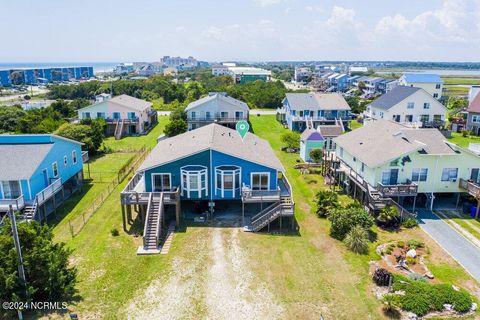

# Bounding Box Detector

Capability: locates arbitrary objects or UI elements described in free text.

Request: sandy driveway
[123,226,283,319]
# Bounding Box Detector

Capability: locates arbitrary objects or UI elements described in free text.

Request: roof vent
[393,131,403,136]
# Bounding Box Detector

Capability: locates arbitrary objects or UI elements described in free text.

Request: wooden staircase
[247,197,294,232]
[114,119,124,140]
[137,193,164,255]
[21,203,37,221]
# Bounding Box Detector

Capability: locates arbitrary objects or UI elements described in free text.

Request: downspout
[430,156,440,211]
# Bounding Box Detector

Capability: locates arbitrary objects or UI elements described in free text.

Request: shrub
[377,205,400,228]
[309,148,324,163]
[314,190,339,217]
[407,273,426,282]
[373,268,392,286]
[407,239,424,249]
[344,225,369,254]
[281,131,300,149]
[110,228,120,236]
[452,289,473,312]
[328,207,374,240]
[164,119,187,136]
[406,256,417,266]
[402,217,418,228]
[397,240,405,248]
[462,130,469,137]
[383,293,401,314]
[400,289,431,316]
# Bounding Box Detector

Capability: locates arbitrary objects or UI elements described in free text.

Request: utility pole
[8,205,27,320]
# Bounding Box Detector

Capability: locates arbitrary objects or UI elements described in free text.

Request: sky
[1,0,480,62]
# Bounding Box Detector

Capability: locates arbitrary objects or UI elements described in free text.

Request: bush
[397,240,405,248]
[328,207,374,240]
[406,256,417,265]
[164,119,187,136]
[400,289,431,316]
[110,228,120,236]
[309,148,323,163]
[344,225,369,254]
[402,217,418,228]
[314,190,339,217]
[377,205,400,228]
[407,273,426,282]
[383,293,401,314]
[281,131,300,150]
[373,268,392,286]
[407,239,425,249]
[452,289,473,312]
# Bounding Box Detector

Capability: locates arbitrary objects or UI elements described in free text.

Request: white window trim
[151,173,172,192]
[52,162,59,178]
[411,168,428,182]
[250,172,270,191]
[215,165,241,198]
[72,150,77,164]
[180,165,208,198]
[0,180,23,199]
[441,168,458,182]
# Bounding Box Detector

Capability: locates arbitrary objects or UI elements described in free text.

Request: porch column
[121,204,127,232]
[413,195,417,213]
[242,202,245,226]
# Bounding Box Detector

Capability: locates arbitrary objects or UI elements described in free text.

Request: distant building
[228,67,272,84]
[0,66,94,87]
[398,73,443,99]
[159,56,198,69]
[185,92,249,130]
[211,64,230,76]
[294,67,312,83]
[113,63,135,74]
[364,86,447,127]
[349,66,368,73]
[466,86,480,136]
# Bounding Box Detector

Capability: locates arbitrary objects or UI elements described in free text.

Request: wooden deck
[459,178,480,199]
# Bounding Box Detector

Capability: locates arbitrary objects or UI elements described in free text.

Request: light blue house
[121,124,295,253]
[278,92,351,132]
[300,122,344,162]
[0,134,85,220]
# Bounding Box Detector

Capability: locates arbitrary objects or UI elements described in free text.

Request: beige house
[78,94,157,139]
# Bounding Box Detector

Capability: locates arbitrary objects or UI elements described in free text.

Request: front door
[130,125,136,134]
[42,169,49,188]
[382,169,399,185]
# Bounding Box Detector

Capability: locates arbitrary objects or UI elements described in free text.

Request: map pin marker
[236,120,249,141]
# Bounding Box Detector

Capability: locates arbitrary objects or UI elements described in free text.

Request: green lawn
[448,132,480,148]
[443,86,470,96]
[102,116,169,151]
[442,78,480,85]
[350,119,363,130]
[46,115,478,319]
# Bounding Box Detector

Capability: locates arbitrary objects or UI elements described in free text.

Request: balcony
[242,175,292,203]
[121,172,180,205]
[290,115,348,122]
[0,195,25,212]
[421,120,445,129]
[104,117,139,123]
[459,178,480,198]
[377,182,418,197]
[187,116,248,123]
[36,178,63,205]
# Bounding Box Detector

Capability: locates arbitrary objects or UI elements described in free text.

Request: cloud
[253,0,285,7]
[304,5,322,13]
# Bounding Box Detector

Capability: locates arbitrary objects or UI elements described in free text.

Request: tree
[314,190,339,217]
[328,207,374,240]
[358,81,366,93]
[55,120,105,153]
[281,131,300,150]
[0,105,26,133]
[309,148,324,163]
[344,225,370,254]
[0,219,77,319]
[51,100,75,118]
[377,205,400,229]
[169,105,187,121]
[164,119,187,137]
[345,96,360,113]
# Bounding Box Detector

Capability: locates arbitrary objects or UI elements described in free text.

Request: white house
[185,92,249,130]
[364,86,447,127]
[398,73,443,99]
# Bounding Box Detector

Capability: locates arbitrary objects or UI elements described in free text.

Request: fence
[67,147,150,238]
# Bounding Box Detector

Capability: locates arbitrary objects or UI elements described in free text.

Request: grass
[442,78,480,85]
[46,115,478,318]
[443,86,470,96]
[350,119,363,130]
[448,132,480,148]
[102,116,169,151]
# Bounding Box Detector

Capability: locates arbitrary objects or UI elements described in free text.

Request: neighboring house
[121,124,294,252]
[211,64,230,76]
[398,73,443,99]
[185,92,249,130]
[364,86,447,127]
[363,77,386,95]
[278,92,351,132]
[378,79,399,93]
[294,67,312,83]
[0,134,85,220]
[300,121,344,162]
[466,90,480,136]
[228,67,272,84]
[332,120,480,212]
[77,94,158,138]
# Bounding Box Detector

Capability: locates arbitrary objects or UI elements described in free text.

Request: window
[152,173,171,192]
[205,111,211,120]
[435,84,441,89]
[389,159,399,166]
[423,103,430,109]
[251,173,269,190]
[191,111,196,119]
[420,115,429,122]
[405,115,413,122]
[472,115,480,123]
[1,181,21,199]
[113,112,121,120]
[97,112,106,119]
[381,169,399,185]
[235,111,244,119]
[407,102,415,109]
[339,147,344,157]
[181,166,208,198]
[379,112,384,118]
[471,168,480,183]
[220,111,228,118]
[441,168,458,182]
[433,93,438,98]
[411,168,428,182]
[72,150,77,164]
[82,112,91,119]
[127,112,136,119]
[52,162,58,178]
[215,166,241,197]
[360,162,365,176]
[64,155,68,166]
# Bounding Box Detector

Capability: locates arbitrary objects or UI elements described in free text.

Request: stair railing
[143,193,153,247]
[155,193,164,248]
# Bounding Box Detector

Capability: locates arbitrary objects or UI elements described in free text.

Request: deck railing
[187,116,248,123]
[82,151,89,163]
[241,186,281,201]
[35,178,62,205]
[459,178,480,198]
[143,193,153,248]
[0,195,25,211]
[377,183,418,197]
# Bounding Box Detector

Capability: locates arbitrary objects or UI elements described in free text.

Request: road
[417,209,480,282]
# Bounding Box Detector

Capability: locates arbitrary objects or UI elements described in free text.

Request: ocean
[0,62,118,74]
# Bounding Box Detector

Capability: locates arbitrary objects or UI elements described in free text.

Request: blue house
[121,124,295,253]
[0,134,85,220]
[278,92,351,132]
[300,122,344,162]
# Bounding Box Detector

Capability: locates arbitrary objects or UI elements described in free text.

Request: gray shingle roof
[0,144,53,180]
[284,92,350,111]
[138,124,283,172]
[318,124,344,137]
[333,120,455,167]
[369,86,421,110]
[110,94,152,111]
[185,92,249,111]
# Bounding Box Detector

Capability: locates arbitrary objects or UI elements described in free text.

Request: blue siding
[143,149,279,201]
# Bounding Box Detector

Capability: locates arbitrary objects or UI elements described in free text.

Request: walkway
[417,209,480,282]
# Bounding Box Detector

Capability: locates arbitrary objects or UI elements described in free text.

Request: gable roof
[300,129,323,141]
[0,143,54,180]
[318,124,344,137]
[78,94,152,113]
[369,86,421,110]
[402,73,443,83]
[467,92,480,113]
[138,124,283,172]
[185,92,249,111]
[284,92,350,111]
[333,120,456,167]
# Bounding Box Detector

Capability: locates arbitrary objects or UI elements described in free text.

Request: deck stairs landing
[22,203,37,221]
[114,119,124,140]
[246,196,294,232]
